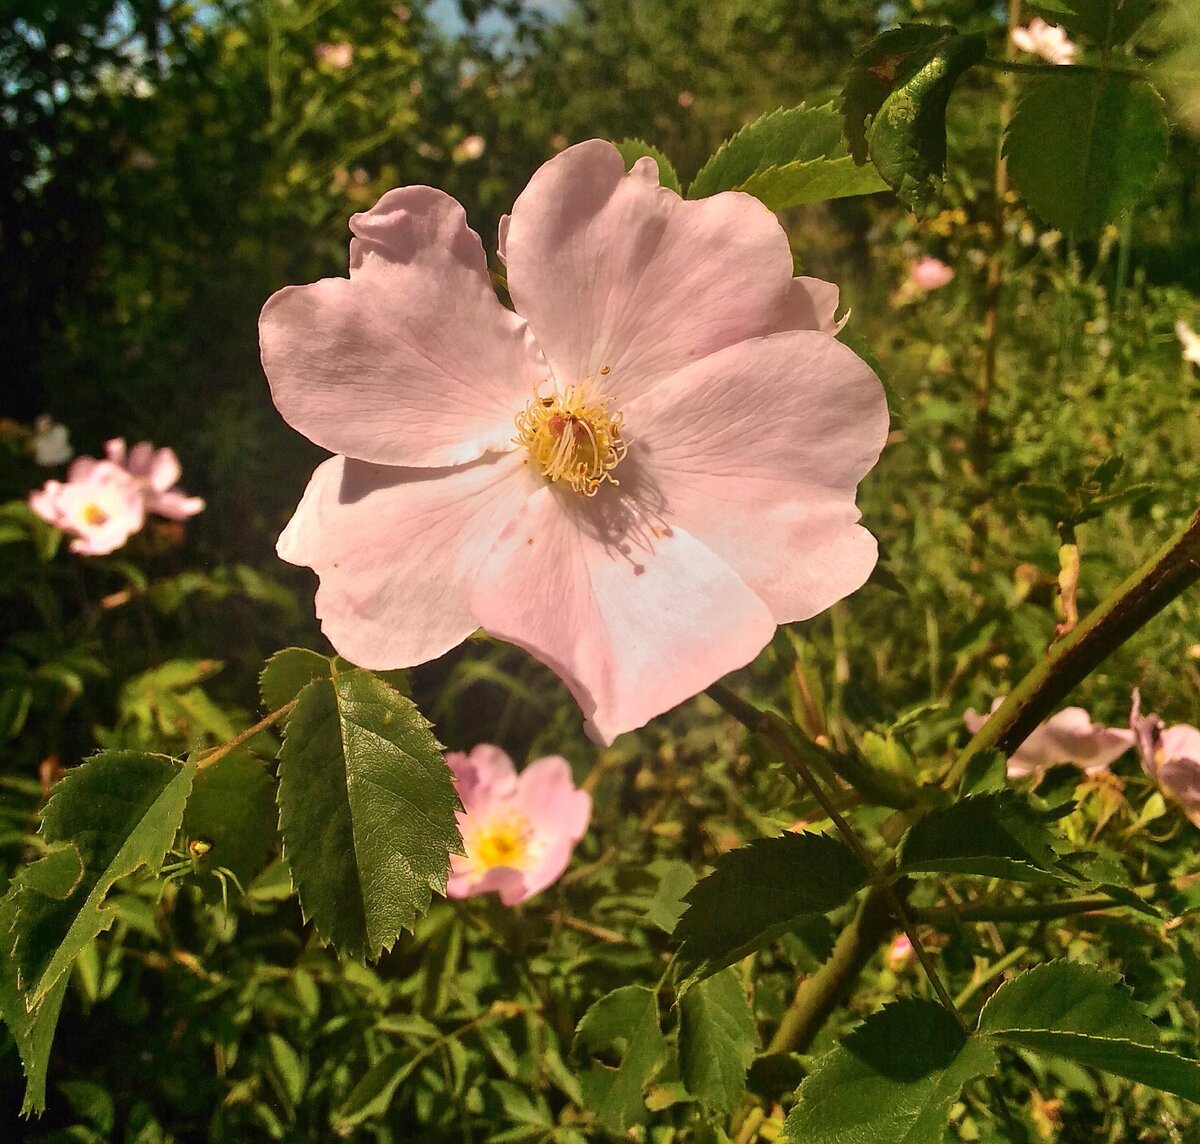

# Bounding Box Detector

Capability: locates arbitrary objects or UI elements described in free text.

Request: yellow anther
[514,382,627,496]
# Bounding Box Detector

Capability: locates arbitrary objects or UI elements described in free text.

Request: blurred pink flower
[909,257,955,292]
[314,41,354,69]
[262,140,887,743]
[29,460,144,555]
[1175,319,1200,366]
[964,698,1135,778]
[30,415,73,466]
[1131,690,1200,828]
[452,134,486,162]
[105,438,205,520]
[1011,18,1076,65]
[885,932,914,971]
[444,745,591,904]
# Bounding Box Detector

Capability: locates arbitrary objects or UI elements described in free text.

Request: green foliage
[258,646,333,712]
[1029,0,1152,45]
[979,962,1200,1102]
[841,25,986,211]
[688,104,887,206]
[672,832,867,990]
[898,791,1073,882]
[275,667,461,960]
[614,138,683,194]
[678,970,758,1112]
[574,985,668,1133]
[1004,73,1168,235]
[784,1000,998,1143]
[7,751,196,1007]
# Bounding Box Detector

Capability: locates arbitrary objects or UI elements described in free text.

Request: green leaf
[679,970,758,1112]
[275,668,460,959]
[1004,72,1167,234]
[614,137,681,194]
[672,832,867,991]
[959,750,1008,796]
[898,792,1071,883]
[688,103,886,205]
[979,961,1200,1101]
[646,860,696,932]
[259,647,331,712]
[574,986,667,1133]
[8,751,197,1006]
[182,749,279,893]
[331,1048,420,1130]
[1029,0,1152,45]
[784,1000,998,1143]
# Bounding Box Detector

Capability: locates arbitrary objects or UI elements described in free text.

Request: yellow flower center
[515,380,627,497]
[469,812,533,871]
[82,503,110,527]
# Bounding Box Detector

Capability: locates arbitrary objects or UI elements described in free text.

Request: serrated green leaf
[182,749,279,894]
[1004,72,1167,235]
[276,668,460,960]
[784,1000,998,1143]
[646,860,696,932]
[979,961,1200,1101]
[17,844,84,900]
[574,985,667,1133]
[898,791,1071,883]
[1029,0,1152,45]
[679,970,758,1112]
[614,138,681,194]
[960,750,1008,796]
[259,647,331,712]
[689,103,884,205]
[8,751,196,1006]
[672,832,867,991]
[331,1048,420,1130]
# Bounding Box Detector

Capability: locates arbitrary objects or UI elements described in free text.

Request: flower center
[515,381,627,497]
[81,503,110,527]
[470,812,533,871]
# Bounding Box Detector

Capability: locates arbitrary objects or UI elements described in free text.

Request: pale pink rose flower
[29,459,145,555]
[1010,18,1076,65]
[30,415,73,466]
[909,257,955,292]
[314,41,354,69]
[105,438,205,520]
[964,697,1135,779]
[885,932,914,971]
[452,134,487,163]
[444,745,591,904]
[1130,690,1200,828]
[1175,319,1200,366]
[261,140,888,743]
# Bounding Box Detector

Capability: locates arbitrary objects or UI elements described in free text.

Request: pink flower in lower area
[964,698,1135,778]
[444,745,591,905]
[1131,690,1200,828]
[885,933,915,971]
[104,438,205,520]
[262,140,888,743]
[314,41,354,69]
[1011,18,1076,66]
[909,257,955,292]
[29,459,145,555]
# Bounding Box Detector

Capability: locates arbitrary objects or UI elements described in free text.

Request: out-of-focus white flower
[30,416,73,466]
[1011,18,1076,65]
[314,42,354,69]
[452,134,487,162]
[1175,319,1200,365]
[908,257,955,292]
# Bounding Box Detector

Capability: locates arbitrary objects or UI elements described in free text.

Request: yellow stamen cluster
[470,813,533,872]
[82,503,110,527]
[515,382,627,497]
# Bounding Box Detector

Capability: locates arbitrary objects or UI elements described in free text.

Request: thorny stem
[946,508,1200,790]
[916,895,1120,925]
[192,701,295,771]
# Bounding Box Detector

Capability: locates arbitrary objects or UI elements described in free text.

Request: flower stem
[945,509,1200,790]
[192,701,295,771]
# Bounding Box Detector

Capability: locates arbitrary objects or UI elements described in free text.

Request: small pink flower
[1011,18,1076,66]
[1175,319,1200,366]
[1131,691,1200,828]
[444,745,591,904]
[908,257,955,292]
[452,134,486,162]
[29,460,145,555]
[964,698,1135,779]
[885,933,914,971]
[105,438,205,520]
[262,141,887,743]
[314,41,354,69]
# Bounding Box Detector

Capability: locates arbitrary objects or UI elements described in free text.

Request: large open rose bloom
[445,744,591,905]
[261,141,888,743]
[965,698,1135,779]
